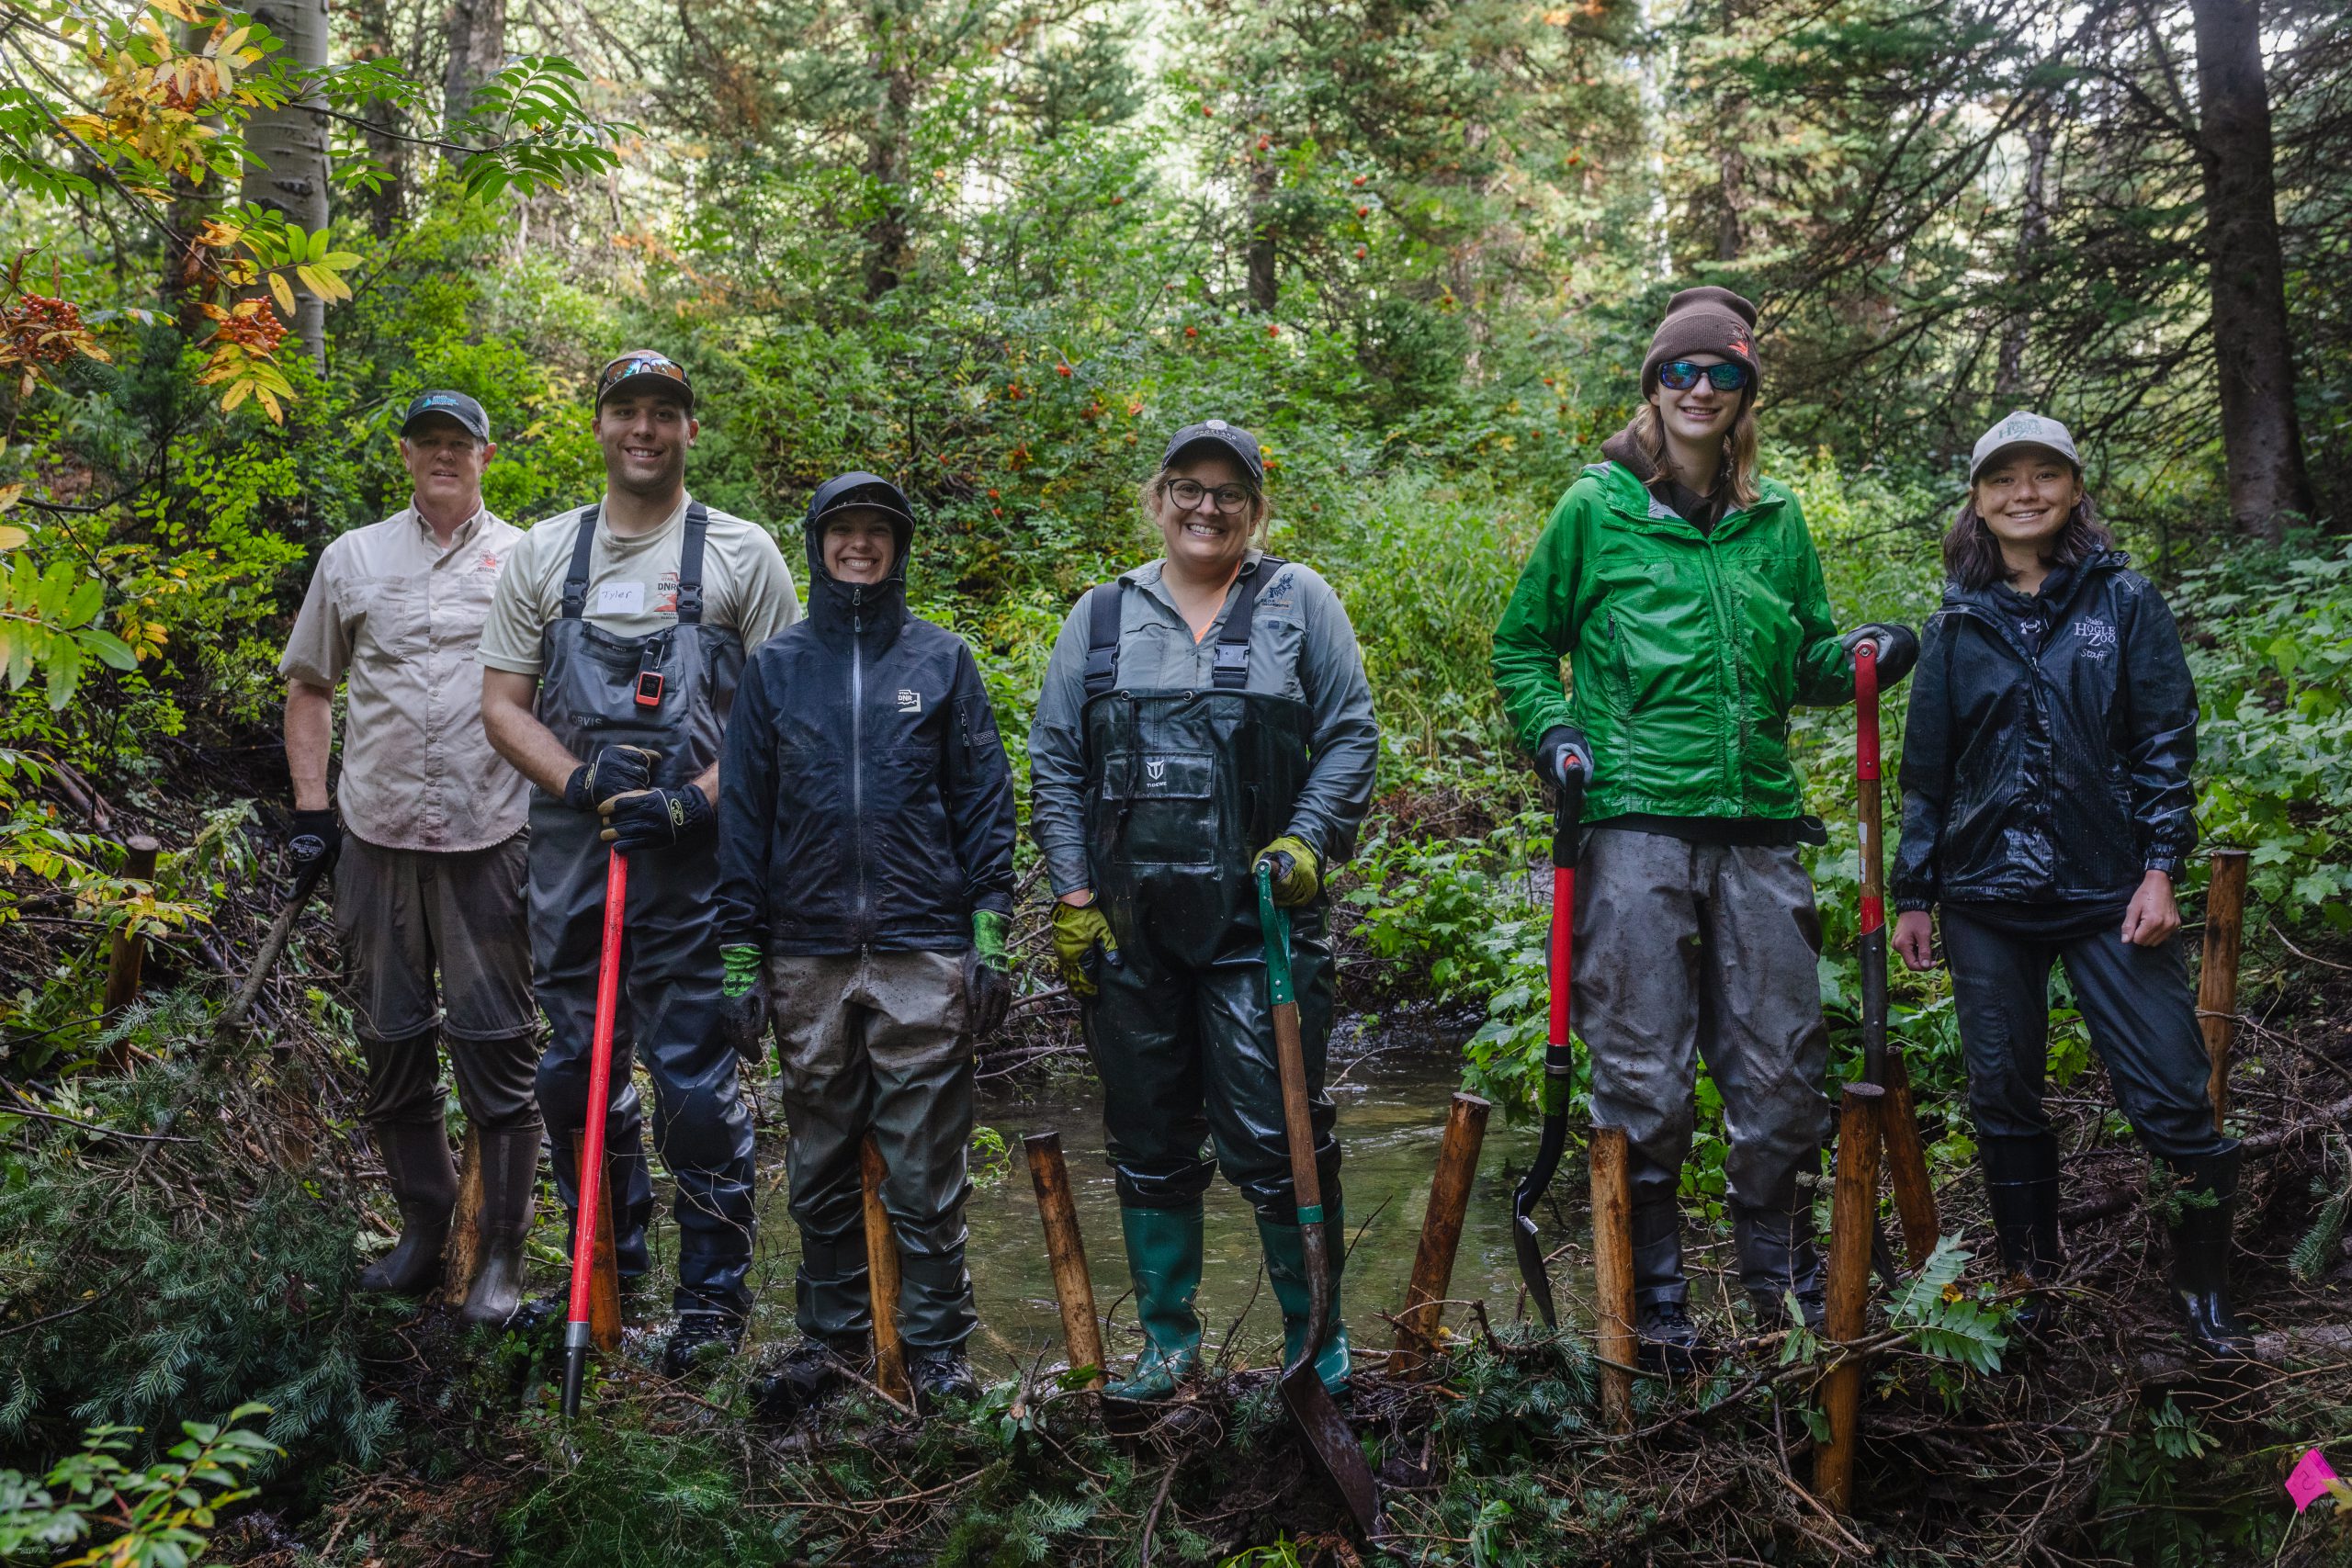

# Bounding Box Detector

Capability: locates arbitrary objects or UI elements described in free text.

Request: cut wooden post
[1879,1046,1939,1269]
[442,1126,485,1308]
[1817,1082,1884,1515]
[2199,849,2250,1134]
[1024,1131,1105,1391]
[1589,1123,1636,1434]
[1390,1092,1490,1376]
[100,835,163,1035]
[583,1136,622,1353]
[862,1133,911,1406]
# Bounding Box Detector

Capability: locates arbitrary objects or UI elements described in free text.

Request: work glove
[1535,725,1595,790]
[1253,835,1321,908]
[965,908,1013,1038]
[1051,897,1118,999]
[1841,623,1920,688]
[600,783,713,853]
[565,744,658,813]
[718,943,768,1064]
[288,807,342,879]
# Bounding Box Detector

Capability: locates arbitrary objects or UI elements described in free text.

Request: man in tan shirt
[281,389,541,1329]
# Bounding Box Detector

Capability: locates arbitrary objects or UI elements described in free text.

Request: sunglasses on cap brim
[1657,359,1752,392]
[596,356,693,405]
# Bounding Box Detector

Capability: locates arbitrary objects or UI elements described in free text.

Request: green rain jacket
[1491,457,1853,822]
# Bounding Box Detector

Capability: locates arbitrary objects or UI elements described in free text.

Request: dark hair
[1941,491,2112,591]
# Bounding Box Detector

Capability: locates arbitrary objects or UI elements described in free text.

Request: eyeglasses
[1166,478,1253,514]
[1657,359,1751,393]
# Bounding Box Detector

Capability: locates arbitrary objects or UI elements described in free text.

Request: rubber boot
[1981,1134,2062,1336]
[1256,1207,1351,1395]
[1735,1201,1826,1333]
[1629,1196,1709,1371]
[2168,1149,2254,1359]
[357,1119,458,1296]
[458,1122,542,1327]
[1105,1204,1204,1400]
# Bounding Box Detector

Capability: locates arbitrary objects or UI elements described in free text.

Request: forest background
[4,0,2352,1562]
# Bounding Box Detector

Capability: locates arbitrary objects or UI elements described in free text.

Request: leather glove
[288,807,342,878]
[1253,835,1320,908]
[565,744,658,813]
[719,943,767,1063]
[1841,624,1920,687]
[600,783,713,852]
[965,908,1013,1037]
[1535,725,1595,789]
[1050,898,1118,999]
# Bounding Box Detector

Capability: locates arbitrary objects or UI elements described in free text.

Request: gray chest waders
[526,502,759,1316]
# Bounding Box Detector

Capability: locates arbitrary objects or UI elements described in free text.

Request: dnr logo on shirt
[897,688,922,715]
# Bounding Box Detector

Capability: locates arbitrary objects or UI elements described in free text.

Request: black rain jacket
[1893,550,2198,911]
[715,474,1016,954]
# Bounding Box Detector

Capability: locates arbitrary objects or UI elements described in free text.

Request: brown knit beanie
[1640,286,1761,398]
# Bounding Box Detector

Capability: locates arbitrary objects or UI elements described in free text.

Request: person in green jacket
[1490,287,1917,1367]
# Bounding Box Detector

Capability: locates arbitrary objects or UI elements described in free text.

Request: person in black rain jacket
[714,472,1017,1413]
[1892,411,2248,1359]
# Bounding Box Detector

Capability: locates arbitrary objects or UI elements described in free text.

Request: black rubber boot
[910,1349,982,1412]
[1628,1198,1711,1371]
[357,1119,457,1296]
[459,1123,543,1327]
[1981,1134,2063,1335]
[1734,1201,1826,1334]
[2169,1150,2254,1359]
[662,1308,746,1378]
[753,1337,871,1421]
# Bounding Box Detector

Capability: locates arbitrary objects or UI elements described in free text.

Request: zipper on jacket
[1696,539,1746,807]
[852,585,869,944]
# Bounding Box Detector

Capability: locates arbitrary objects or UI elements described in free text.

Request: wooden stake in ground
[1817,1082,1884,1514]
[98,836,162,1070]
[1589,1123,1636,1434]
[2199,848,2250,1133]
[862,1133,911,1406]
[441,1126,485,1308]
[1880,1046,1939,1269]
[1390,1091,1490,1377]
[1023,1131,1105,1391]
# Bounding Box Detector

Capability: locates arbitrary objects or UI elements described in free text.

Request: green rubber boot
[1256,1206,1351,1394]
[1105,1204,1204,1400]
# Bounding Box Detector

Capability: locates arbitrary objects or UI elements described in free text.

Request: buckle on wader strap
[561,501,713,710]
[1079,555,1285,699]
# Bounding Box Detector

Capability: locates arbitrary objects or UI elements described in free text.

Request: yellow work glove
[1254,836,1320,907]
[1051,897,1118,998]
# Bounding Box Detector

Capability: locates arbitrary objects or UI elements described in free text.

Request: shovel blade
[1279,1362,1383,1540]
[1511,1213,1559,1330]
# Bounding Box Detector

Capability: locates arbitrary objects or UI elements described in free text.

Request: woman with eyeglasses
[1027,420,1379,1403]
[1491,288,1917,1370]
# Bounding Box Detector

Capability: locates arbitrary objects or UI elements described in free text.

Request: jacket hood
[1941,548,2131,614]
[802,471,914,637]
[1599,419,1654,481]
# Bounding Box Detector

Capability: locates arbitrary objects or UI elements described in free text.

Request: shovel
[1255,863,1382,1540]
[1510,759,1586,1327]
[560,847,628,1418]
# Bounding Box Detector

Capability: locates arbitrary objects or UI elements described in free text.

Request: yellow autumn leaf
[267,271,295,317]
[0,485,20,515]
[0,528,27,551]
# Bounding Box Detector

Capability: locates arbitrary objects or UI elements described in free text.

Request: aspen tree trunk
[240,0,331,364]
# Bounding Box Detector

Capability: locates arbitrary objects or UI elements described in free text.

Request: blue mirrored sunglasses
[1657,359,1751,392]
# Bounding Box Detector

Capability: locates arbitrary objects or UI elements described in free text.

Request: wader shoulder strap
[1081,579,1124,699]
[1211,555,1284,690]
[675,502,709,625]
[560,505,601,619]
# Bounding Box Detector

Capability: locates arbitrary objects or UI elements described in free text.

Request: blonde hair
[1629,399,1761,509]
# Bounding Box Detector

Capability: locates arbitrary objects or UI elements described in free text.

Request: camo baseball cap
[400,389,490,442]
[595,350,695,413]
[1969,410,2080,483]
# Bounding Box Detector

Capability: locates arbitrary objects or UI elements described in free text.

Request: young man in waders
[480,352,799,1373]
[281,390,540,1326]
[714,473,1017,1414]
[1491,288,1917,1368]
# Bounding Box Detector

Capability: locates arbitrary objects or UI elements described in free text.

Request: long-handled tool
[1256,863,1382,1540]
[560,848,628,1418]
[1510,759,1585,1327]
[1854,642,1939,1269]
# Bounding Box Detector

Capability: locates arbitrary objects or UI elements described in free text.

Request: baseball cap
[595,350,695,413]
[399,389,490,442]
[1969,410,2080,483]
[1160,418,1264,484]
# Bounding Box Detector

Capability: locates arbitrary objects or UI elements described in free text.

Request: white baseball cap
[1969,410,2080,483]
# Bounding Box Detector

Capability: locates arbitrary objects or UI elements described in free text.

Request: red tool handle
[1548,862,1575,1047]
[1854,640,1883,937]
[566,849,628,1332]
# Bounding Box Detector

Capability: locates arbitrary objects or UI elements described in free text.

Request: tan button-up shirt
[280,504,530,852]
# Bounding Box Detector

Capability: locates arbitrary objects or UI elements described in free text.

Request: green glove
[967,909,1013,1036]
[722,943,763,1000]
[973,908,1012,972]
[1051,898,1118,998]
[1254,835,1320,908]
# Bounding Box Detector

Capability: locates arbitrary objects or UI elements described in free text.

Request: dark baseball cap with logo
[400,389,491,442]
[1160,418,1264,484]
[595,350,696,413]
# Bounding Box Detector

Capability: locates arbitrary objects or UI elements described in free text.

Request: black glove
[1535,725,1595,789]
[599,784,713,853]
[288,807,341,878]
[1842,624,1920,687]
[565,744,658,813]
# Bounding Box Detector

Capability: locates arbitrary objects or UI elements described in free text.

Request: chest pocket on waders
[1097,743,1218,867]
